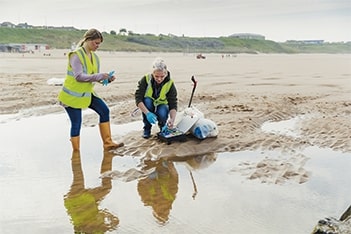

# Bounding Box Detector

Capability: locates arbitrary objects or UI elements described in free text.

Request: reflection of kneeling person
[137,159,179,223]
[64,151,119,233]
[135,57,178,138]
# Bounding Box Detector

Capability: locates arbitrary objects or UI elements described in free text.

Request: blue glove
[102,71,115,86]
[146,112,157,124]
[161,125,168,133]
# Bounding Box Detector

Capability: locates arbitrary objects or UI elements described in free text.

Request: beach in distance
[0,51,350,233]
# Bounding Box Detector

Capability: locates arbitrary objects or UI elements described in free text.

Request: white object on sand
[176,106,204,133]
[47,78,64,86]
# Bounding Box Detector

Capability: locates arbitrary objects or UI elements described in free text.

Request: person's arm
[167,83,178,128]
[70,54,108,82]
[137,102,150,115]
[167,83,178,111]
[135,76,150,114]
[167,109,177,128]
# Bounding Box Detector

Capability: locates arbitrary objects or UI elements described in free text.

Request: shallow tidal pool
[0,113,350,234]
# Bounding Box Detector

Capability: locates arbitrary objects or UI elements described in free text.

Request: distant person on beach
[135,57,178,138]
[58,28,123,151]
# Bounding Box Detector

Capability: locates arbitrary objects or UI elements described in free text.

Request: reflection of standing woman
[64,151,119,233]
[58,29,123,151]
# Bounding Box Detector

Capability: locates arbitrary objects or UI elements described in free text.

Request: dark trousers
[142,97,169,131]
[65,95,110,137]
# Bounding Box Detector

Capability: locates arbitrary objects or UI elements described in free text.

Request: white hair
[152,57,167,72]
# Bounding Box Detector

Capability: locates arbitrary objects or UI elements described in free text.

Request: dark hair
[78,28,103,47]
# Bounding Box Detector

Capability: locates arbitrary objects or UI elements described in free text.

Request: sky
[0,0,350,42]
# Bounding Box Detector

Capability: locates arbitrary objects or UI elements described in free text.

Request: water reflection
[137,159,179,224]
[169,152,217,199]
[136,152,217,224]
[64,151,119,233]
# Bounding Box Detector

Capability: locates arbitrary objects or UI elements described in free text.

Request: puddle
[261,114,311,137]
[0,113,350,233]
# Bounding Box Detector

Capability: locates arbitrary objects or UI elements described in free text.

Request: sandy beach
[1,51,351,180]
[1,51,350,155]
[0,51,350,233]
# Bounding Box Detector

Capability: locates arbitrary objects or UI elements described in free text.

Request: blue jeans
[142,97,169,131]
[65,95,110,137]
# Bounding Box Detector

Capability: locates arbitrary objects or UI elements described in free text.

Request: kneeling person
[135,58,178,138]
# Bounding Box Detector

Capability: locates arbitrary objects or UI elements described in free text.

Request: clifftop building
[0,21,76,30]
[229,33,265,40]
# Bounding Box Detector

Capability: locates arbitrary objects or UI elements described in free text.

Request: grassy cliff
[0,27,350,53]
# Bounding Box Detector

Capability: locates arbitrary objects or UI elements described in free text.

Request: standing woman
[58,28,123,151]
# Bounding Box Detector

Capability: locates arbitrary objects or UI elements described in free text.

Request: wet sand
[0,51,350,233]
[1,51,350,180]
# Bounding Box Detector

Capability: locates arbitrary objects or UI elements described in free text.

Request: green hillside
[0,27,350,53]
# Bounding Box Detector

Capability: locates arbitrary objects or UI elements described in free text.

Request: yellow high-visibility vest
[144,74,173,106]
[58,47,100,108]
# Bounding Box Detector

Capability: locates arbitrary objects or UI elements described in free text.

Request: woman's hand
[167,118,175,129]
[101,73,116,83]
[110,75,116,82]
[167,109,177,129]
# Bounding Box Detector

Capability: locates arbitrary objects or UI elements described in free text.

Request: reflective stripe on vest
[76,49,100,73]
[144,74,173,106]
[62,86,91,97]
[76,49,88,74]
